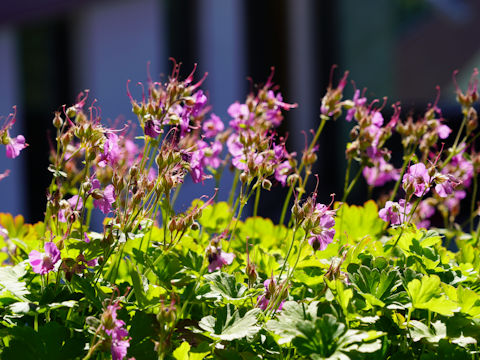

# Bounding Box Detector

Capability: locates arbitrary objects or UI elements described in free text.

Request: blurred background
[0,0,479,224]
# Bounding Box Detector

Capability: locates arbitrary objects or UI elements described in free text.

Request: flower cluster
[100,302,130,360]
[226,70,297,186]
[292,195,336,251]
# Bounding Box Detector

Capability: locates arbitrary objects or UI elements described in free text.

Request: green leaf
[129,260,148,307]
[266,301,320,344]
[204,272,248,301]
[173,342,191,360]
[407,275,458,316]
[198,305,261,341]
[334,201,384,243]
[348,264,403,308]
[0,262,29,300]
[409,320,446,343]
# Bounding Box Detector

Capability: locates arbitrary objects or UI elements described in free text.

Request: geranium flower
[29,242,61,275]
[6,135,27,159]
[402,163,431,197]
[257,278,285,311]
[101,303,130,360]
[206,245,235,272]
[91,179,116,214]
[379,199,411,225]
[202,113,224,138]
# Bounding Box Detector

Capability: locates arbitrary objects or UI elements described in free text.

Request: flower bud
[56,239,64,251]
[53,112,63,129]
[239,172,248,183]
[129,165,138,178]
[168,218,177,232]
[66,106,77,119]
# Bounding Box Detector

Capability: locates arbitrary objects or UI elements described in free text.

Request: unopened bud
[239,172,248,183]
[66,106,77,119]
[53,112,63,129]
[168,218,177,232]
[56,239,64,251]
[129,165,138,178]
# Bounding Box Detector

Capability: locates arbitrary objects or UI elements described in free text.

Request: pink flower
[91,179,116,214]
[6,135,27,159]
[363,157,399,187]
[346,89,367,122]
[257,278,285,311]
[379,199,411,225]
[98,133,120,168]
[307,203,336,251]
[402,163,431,197]
[275,160,291,186]
[0,169,10,181]
[101,303,130,360]
[58,195,83,223]
[29,242,61,275]
[202,113,224,138]
[207,246,235,272]
[437,124,452,139]
[228,102,251,130]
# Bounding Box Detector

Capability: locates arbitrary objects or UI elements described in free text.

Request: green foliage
[1,201,480,359]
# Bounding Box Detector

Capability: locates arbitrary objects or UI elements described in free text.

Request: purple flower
[6,135,27,159]
[363,157,399,187]
[445,190,466,212]
[29,242,61,275]
[274,160,291,186]
[190,90,208,116]
[91,179,116,214]
[98,133,120,168]
[207,246,235,272]
[228,102,251,130]
[257,278,285,311]
[402,163,431,197]
[308,204,336,251]
[433,173,458,198]
[144,117,162,138]
[371,111,384,127]
[202,113,224,138]
[346,89,367,122]
[58,195,83,223]
[379,199,411,225]
[437,124,452,139]
[101,303,130,360]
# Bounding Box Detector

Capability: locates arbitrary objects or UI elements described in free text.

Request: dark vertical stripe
[244,0,290,220]
[164,0,198,75]
[18,20,72,222]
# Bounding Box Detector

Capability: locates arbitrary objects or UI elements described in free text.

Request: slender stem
[253,185,261,218]
[439,114,468,171]
[343,158,352,200]
[470,172,478,233]
[389,150,415,202]
[278,226,298,282]
[228,169,240,208]
[342,165,363,203]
